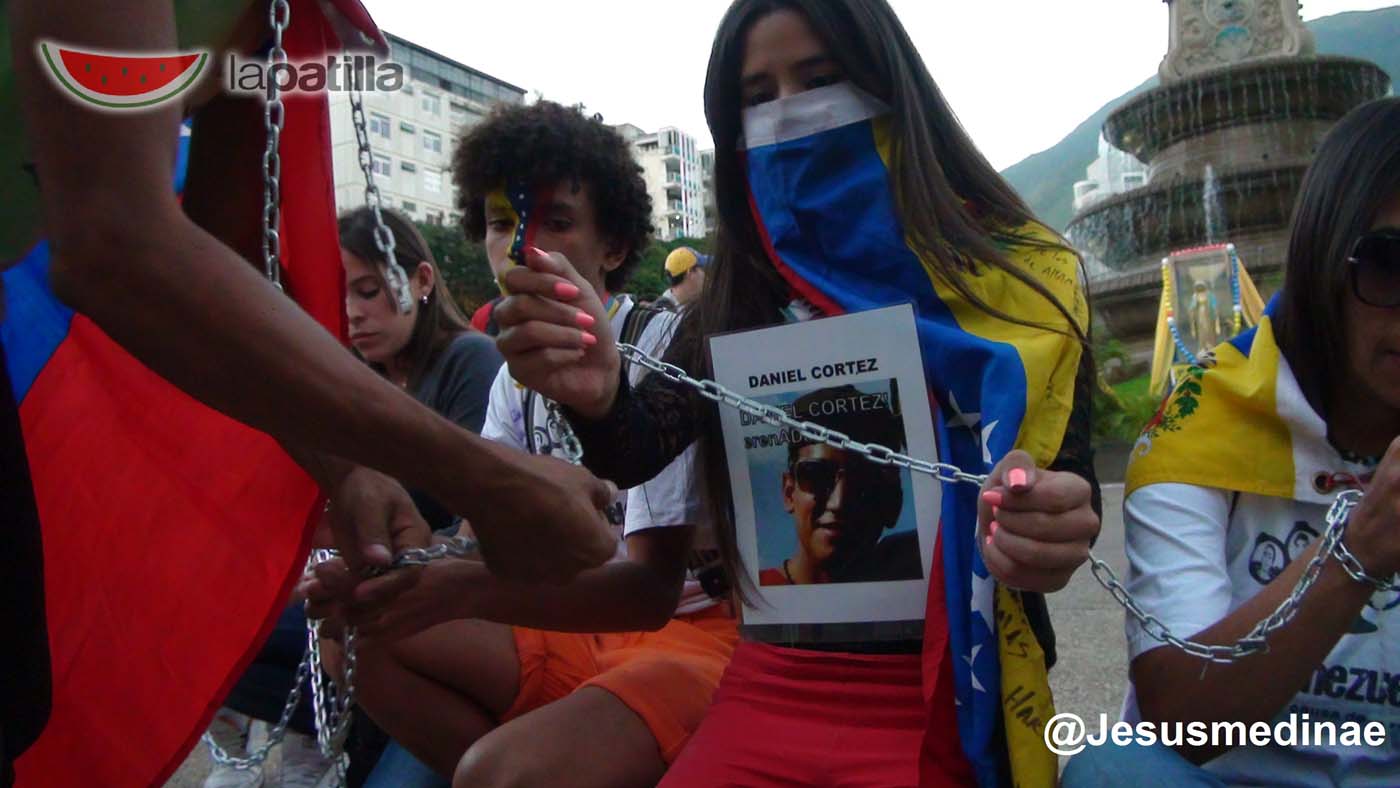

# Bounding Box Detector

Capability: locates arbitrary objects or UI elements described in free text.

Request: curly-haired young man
[308,102,736,788]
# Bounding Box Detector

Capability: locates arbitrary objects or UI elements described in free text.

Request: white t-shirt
[1122,469,1396,786]
[482,295,716,615]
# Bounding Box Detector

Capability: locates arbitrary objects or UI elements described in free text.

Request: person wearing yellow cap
[656,246,710,309]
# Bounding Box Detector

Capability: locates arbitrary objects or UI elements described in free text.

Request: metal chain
[260,0,290,289]
[544,400,586,465]
[346,56,412,313]
[600,342,1381,664]
[206,1,298,770]
[203,632,311,771]
[614,343,987,486]
[1089,490,1370,663]
[307,550,355,769]
[1331,524,1400,594]
[215,5,449,774]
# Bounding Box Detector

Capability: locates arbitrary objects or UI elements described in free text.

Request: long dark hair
[338,207,473,388]
[1275,97,1400,418]
[677,0,1089,601]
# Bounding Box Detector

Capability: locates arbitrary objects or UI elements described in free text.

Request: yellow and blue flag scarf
[742,83,1085,787]
[1128,299,1368,502]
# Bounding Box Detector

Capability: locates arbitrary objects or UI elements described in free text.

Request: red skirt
[659,640,973,788]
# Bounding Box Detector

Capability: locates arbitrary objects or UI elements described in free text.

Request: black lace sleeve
[563,365,708,489]
[1024,344,1100,671]
[1047,346,1102,520]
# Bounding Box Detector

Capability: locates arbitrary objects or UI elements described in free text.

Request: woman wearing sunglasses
[494,1,1101,784]
[1064,96,1400,787]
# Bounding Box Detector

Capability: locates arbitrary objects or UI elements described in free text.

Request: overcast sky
[360,1,1397,170]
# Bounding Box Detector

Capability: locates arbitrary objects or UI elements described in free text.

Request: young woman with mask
[1062,97,1400,788]
[493,1,1100,785]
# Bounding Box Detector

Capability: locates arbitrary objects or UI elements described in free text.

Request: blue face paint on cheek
[506,180,546,267]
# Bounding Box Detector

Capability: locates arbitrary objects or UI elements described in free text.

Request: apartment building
[328,33,525,226]
[616,124,708,242]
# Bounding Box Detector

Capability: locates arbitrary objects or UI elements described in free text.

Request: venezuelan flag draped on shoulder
[1127,298,1341,506]
[0,1,385,784]
[742,82,1086,787]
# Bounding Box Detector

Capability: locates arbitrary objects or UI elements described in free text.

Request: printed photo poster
[708,304,940,626]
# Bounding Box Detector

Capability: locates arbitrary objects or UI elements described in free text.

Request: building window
[424,167,442,193]
[372,154,391,177]
[426,210,445,226]
[422,92,441,115]
[401,201,417,215]
[400,121,416,134]
[423,131,443,154]
[369,113,391,139]
[400,161,417,173]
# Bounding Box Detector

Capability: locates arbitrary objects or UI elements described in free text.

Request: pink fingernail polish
[992,505,1000,518]
[575,311,596,328]
[1008,468,1028,488]
[581,331,598,347]
[990,520,1000,536]
[528,246,549,257]
[982,490,1003,507]
[555,282,580,299]
[985,534,994,547]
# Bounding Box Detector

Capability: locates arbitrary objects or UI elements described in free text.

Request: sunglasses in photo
[1349,228,1400,308]
[790,456,901,503]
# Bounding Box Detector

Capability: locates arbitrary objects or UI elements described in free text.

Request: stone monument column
[1160,0,1316,82]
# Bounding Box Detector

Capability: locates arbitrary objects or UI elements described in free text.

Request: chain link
[208,1,298,771]
[347,57,412,313]
[222,1,460,772]
[614,343,988,486]
[224,346,1375,771]
[603,341,1377,663]
[259,0,290,289]
[203,632,310,770]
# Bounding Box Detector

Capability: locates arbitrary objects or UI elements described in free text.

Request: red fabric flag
[7,1,380,783]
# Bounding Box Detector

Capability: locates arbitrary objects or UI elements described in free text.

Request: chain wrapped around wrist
[1329,493,1399,593]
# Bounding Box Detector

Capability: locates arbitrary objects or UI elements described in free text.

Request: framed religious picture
[1166,244,1237,357]
[708,304,940,630]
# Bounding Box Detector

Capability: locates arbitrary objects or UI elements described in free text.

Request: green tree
[631,236,713,301]
[415,222,498,315]
[416,222,715,310]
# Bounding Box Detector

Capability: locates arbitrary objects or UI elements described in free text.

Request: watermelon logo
[38,41,209,111]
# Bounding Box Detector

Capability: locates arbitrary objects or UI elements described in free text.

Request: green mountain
[1001,6,1400,232]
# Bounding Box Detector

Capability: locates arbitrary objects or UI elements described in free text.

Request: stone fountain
[1068,0,1391,356]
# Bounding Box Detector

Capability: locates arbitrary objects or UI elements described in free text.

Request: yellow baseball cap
[664,247,711,277]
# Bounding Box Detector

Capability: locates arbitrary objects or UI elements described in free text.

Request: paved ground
[168,484,1132,786]
[1047,483,1130,725]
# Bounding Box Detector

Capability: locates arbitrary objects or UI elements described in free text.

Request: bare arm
[1133,544,1373,763]
[8,0,616,582]
[1133,438,1400,764]
[310,526,696,638]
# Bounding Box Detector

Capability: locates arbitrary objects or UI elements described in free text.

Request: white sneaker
[274,731,340,788]
[202,709,266,788]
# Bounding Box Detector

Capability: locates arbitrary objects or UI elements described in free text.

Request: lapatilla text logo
[224,53,404,97]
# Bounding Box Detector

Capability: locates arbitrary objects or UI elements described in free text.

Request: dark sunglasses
[1349,228,1400,308]
[791,457,900,503]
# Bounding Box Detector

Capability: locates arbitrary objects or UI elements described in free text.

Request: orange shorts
[500,604,738,763]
